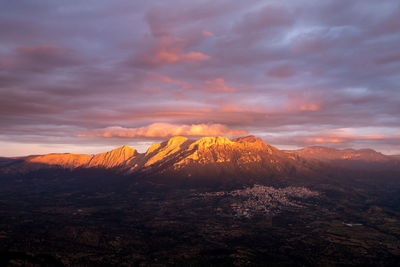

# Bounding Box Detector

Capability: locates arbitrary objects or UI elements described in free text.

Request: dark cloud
[2,45,84,72]
[233,5,296,36]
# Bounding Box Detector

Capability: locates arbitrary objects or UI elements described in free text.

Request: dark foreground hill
[1,136,400,266]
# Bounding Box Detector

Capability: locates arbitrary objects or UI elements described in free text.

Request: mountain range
[2,136,399,179]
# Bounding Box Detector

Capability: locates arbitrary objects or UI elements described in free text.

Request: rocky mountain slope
[1,136,398,178]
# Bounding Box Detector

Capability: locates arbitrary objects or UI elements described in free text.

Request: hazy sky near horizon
[1,0,400,156]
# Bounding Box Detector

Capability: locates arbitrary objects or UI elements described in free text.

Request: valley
[1,136,400,266]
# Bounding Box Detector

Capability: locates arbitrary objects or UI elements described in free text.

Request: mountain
[1,136,327,183]
[1,136,398,179]
[133,135,328,184]
[392,155,400,160]
[286,146,400,170]
[87,145,138,168]
[2,145,137,173]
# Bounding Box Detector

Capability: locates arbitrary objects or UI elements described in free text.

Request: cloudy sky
[1,0,400,156]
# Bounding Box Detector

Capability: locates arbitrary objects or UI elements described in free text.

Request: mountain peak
[191,136,232,149]
[144,136,192,167]
[88,145,137,168]
[167,136,189,146]
[232,135,267,145]
[232,135,273,153]
[232,135,257,142]
[106,145,137,159]
[114,145,135,154]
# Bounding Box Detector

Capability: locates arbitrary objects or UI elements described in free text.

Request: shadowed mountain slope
[286,146,400,170]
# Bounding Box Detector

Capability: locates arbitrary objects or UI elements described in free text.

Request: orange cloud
[285,93,321,112]
[298,103,320,111]
[205,78,236,93]
[306,136,347,144]
[153,75,190,89]
[304,131,387,144]
[154,37,209,64]
[80,123,247,138]
[181,51,210,62]
[156,49,180,63]
[157,76,173,83]
[202,30,214,37]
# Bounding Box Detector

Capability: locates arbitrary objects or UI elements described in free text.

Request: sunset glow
[1,0,399,156]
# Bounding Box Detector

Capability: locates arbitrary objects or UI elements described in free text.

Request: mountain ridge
[1,135,399,175]
[286,146,400,170]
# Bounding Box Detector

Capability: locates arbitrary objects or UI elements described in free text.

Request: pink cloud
[304,132,388,145]
[286,101,320,112]
[285,93,322,112]
[299,104,320,111]
[174,91,186,99]
[152,75,191,89]
[267,128,392,147]
[156,75,173,83]
[305,136,348,144]
[181,51,210,62]
[153,37,209,65]
[79,123,248,138]
[156,49,180,63]
[202,30,214,37]
[205,78,236,93]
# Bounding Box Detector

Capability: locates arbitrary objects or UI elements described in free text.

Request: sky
[1,0,400,156]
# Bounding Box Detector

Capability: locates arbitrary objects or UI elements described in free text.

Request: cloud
[79,123,248,138]
[264,128,399,149]
[233,5,295,35]
[202,30,214,37]
[304,129,389,145]
[181,51,210,62]
[267,65,296,78]
[154,37,210,64]
[285,93,322,112]
[151,75,191,89]
[132,35,209,67]
[1,0,400,155]
[0,45,82,73]
[205,78,236,93]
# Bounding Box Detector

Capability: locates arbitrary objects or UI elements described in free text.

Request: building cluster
[200,184,319,218]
